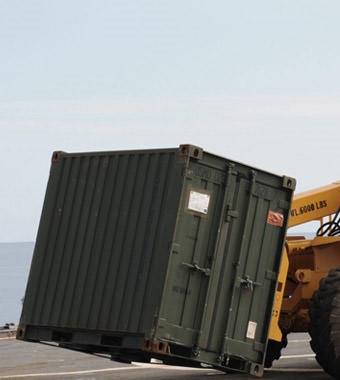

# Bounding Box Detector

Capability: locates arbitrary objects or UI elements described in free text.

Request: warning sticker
[187,190,210,215]
[246,321,257,340]
[267,210,284,227]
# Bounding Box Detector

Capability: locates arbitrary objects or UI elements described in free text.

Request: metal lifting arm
[288,181,340,228]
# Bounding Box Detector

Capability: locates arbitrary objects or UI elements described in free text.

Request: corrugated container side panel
[76,154,122,329]
[80,154,129,329]
[131,151,179,332]
[112,154,156,330]
[106,151,180,332]
[49,156,88,326]
[91,154,135,329]
[29,155,76,324]
[66,155,105,328]
[20,155,66,324]
[22,149,184,334]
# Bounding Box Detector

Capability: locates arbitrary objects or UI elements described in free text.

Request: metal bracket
[182,262,211,276]
[179,145,203,160]
[239,275,262,292]
[282,176,296,190]
[224,205,239,222]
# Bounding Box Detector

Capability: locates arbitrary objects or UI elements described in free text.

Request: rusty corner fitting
[143,338,169,354]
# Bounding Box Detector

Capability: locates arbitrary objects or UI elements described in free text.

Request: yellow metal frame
[268,181,340,342]
[268,247,289,342]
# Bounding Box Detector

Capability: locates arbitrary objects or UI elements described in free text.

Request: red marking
[267,211,284,227]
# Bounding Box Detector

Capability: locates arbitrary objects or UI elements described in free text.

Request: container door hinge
[265,270,277,281]
[182,262,211,276]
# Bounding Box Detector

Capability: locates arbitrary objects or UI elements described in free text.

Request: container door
[198,169,289,364]
[155,161,225,347]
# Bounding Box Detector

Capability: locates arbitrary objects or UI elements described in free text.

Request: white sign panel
[187,190,210,215]
[246,321,257,340]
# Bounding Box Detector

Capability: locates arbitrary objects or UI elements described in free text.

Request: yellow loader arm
[289,181,340,228]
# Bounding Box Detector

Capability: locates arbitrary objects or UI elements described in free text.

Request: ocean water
[0,242,34,326]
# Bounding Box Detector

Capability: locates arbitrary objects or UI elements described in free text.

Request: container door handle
[182,262,211,276]
[239,276,262,291]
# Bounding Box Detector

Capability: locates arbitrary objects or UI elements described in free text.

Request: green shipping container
[18,144,295,376]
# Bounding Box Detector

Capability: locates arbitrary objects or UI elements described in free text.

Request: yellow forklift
[266,181,340,378]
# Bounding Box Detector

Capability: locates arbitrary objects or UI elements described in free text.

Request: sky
[1,1,340,242]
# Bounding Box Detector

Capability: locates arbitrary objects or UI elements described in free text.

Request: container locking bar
[182,262,211,276]
[239,276,262,292]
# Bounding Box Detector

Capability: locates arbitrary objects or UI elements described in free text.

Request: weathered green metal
[17,144,295,377]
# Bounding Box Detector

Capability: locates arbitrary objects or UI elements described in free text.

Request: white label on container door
[246,321,257,340]
[187,190,210,215]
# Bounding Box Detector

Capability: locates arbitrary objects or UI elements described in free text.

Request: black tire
[309,267,340,379]
[264,334,288,368]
